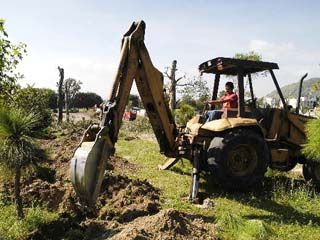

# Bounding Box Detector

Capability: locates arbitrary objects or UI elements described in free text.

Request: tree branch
[177,83,193,87]
[164,71,172,80]
[176,77,184,83]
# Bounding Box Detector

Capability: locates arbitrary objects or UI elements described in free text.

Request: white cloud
[249,40,296,59]
[243,39,320,97]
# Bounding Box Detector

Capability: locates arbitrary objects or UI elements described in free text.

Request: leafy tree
[73,92,103,109]
[63,78,82,121]
[311,82,320,92]
[0,19,26,103]
[256,97,265,107]
[311,81,320,107]
[129,94,141,108]
[63,78,82,107]
[234,51,262,61]
[218,90,226,98]
[48,91,58,109]
[179,76,210,112]
[0,108,41,219]
[14,86,54,130]
[234,51,262,81]
[233,51,263,99]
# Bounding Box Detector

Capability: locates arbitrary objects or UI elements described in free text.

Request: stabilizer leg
[190,145,201,202]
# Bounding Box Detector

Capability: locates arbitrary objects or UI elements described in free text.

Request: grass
[115,135,320,240]
[0,164,13,182]
[0,205,58,240]
[116,139,194,210]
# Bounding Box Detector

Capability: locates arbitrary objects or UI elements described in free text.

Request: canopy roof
[199,57,279,76]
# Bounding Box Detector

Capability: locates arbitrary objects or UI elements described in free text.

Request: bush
[58,118,92,130]
[14,87,54,130]
[174,103,195,126]
[302,119,320,161]
[73,92,103,109]
[120,116,152,136]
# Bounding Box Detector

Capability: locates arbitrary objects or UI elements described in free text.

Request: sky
[1,0,320,98]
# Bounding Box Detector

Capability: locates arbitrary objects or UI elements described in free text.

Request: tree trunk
[65,81,70,122]
[57,66,64,124]
[169,60,177,110]
[15,166,24,219]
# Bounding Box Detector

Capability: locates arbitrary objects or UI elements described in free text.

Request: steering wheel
[245,98,257,106]
[245,99,253,105]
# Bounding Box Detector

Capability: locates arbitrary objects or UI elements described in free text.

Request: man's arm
[206,97,229,105]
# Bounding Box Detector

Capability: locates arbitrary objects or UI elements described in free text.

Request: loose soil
[1,125,217,239]
[108,209,217,240]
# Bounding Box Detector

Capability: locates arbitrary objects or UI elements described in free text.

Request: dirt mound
[98,174,161,223]
[41,173,162,239]
[21,179,65,210]
[106,156,140,175]
[57,182,87,215]
[42,127,84,180]
[109,208,217,240]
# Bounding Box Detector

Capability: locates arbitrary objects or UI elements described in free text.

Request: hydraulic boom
[70,21,178,205]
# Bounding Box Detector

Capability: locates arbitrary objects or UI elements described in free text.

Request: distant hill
[266,77,320,99]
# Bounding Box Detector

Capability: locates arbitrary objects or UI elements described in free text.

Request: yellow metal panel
[201,118,258,132]
[288,113,307,133]
[186,122,203,135]
[289,124,306,145]
[267,109,281,139]
[187,115,203,124]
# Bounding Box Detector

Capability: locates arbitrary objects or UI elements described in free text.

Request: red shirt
[221,92,238,110]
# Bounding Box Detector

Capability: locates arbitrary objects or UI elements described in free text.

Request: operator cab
[199,57,281,120]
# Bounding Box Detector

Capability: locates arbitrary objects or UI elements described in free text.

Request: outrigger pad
[158,158,180,170]
[70,126,114,205]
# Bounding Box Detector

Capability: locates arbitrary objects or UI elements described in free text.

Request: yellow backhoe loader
[70,20,320,206]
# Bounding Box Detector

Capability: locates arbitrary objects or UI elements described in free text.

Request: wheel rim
[227,144,258,177]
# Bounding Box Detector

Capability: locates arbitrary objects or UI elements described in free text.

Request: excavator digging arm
[135,41,178,156]
[70,21,178,206]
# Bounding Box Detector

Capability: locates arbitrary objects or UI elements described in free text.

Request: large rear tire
[207,128,269,189]
[303,160,320,187]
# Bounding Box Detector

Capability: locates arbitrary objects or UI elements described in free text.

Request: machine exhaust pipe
[296,73,308,114]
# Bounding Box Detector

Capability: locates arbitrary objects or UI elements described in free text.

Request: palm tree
[0,108,41,219]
